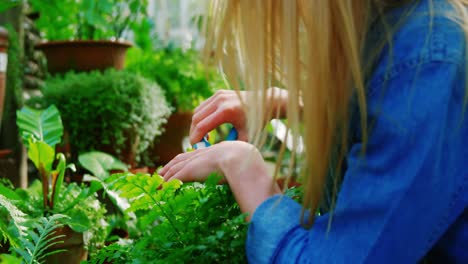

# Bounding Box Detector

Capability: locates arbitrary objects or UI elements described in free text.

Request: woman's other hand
[159,141,281,218]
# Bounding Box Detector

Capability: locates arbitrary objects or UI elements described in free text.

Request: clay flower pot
[45,225,87,264]
[149,111,193,167]
[35,40,132,74]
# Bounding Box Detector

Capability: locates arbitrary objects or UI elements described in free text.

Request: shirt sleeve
[246,61,468,263]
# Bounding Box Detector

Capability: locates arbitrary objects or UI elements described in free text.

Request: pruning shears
[193,127,238,150]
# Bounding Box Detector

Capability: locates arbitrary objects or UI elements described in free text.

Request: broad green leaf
[61,210,90,233]
[27,141,55,173]
[0,183,21,201]
[82,174,130,212]
[16,105,63,148]
[78,151,128,179]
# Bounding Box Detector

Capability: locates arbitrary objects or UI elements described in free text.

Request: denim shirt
[246,0,468,263]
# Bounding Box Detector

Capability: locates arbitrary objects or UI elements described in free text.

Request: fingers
[193,89,229,113]
[190,102,217,137]
[161,148,218,183]
[190,90,244,143]
[161,153,195,181]
[160,150,203,176]
[162,158,190,182]
[190,108,235,144]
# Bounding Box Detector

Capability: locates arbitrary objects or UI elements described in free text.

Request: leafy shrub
[41,69,171,166]
[126,47,220,112]
[87,173,248,263]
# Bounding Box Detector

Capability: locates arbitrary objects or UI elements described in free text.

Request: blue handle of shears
[193,127,238,150]
[225,127,239,141]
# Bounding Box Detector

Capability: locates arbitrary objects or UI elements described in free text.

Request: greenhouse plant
[39,69,171,168]
[29,0,149,73]
[0,105,108,263]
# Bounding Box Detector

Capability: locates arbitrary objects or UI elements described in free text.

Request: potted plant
[0,104,109,263]
[29,0,148,74]
[126,47,220,166]
[0,199,72,264]
[39,69,171,168]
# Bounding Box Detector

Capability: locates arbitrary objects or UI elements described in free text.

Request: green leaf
[78,151,128,179]
[205,173,223,187]
[13,214,69,264]
[27,141,55,173]
[0,194,28,248]
[16,105,64,148]
[82,174,130,213]
[0,254,22,264]
[0,0,20,13]
[0,183,21,201]
[52,153,67,208]
[61,210,91,233]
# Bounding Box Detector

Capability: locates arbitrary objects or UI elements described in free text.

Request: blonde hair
[204,0,468,226]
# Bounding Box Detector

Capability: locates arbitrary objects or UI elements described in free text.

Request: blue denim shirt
[246,0,468,263]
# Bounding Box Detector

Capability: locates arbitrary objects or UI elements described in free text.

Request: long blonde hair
[203,0,468,226]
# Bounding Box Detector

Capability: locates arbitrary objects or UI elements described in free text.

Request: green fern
[0,194,28,247]
[106,172,183,235]
[14,214,68,264]
[106,172,182,213]
[100,172,248,263]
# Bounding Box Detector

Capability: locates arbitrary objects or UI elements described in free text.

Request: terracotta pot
[150,111,193,167]
[0,27,8,132]
[45,225,87,264]
[0,149,12,159]
[110,167,149,175]
[35,40,132,74]
[129,167,148,174]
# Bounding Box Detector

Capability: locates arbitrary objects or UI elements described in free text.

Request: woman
[160,0,467,262]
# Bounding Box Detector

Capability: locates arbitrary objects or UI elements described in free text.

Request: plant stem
[39,164,49,210]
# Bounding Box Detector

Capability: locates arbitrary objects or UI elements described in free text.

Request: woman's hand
[189,87,289,144]
[189,90,249,144]
[159,141,281,219]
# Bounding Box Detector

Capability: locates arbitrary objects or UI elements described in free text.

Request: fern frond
[14,214,69,264]
[0,194,28,247]
[106,173,182,213]
[107,172,184,238]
